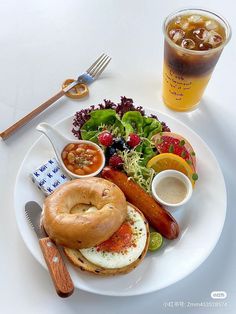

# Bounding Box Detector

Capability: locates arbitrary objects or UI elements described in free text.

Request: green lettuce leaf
[80,109,162,144]
[81,109,124,142]
[121,111,143,137]
[142,116,162,139]
[135,139,156,166]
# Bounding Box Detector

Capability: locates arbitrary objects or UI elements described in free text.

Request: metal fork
[63,53,111,92]
[0,53,111,140]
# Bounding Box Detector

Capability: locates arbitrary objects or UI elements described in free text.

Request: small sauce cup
[151,169,193,207]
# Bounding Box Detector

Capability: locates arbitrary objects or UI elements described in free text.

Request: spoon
[36,122,105,179]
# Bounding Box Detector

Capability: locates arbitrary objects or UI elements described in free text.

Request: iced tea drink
[162,9,231,111]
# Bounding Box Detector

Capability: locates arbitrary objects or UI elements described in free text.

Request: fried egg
[79,205,147,269]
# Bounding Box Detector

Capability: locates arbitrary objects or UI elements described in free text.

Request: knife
[25,201,74,297]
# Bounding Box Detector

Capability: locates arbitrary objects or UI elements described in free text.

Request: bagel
[64,203,150,275]
[43,178,127,249]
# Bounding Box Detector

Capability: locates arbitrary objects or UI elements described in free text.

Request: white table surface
[0,0,235,313]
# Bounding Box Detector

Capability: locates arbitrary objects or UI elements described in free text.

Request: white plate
[14,108,227,296]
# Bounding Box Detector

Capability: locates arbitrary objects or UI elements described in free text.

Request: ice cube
[193,28,209,41]
[181,38,196,50]
[174,16,182,25]
[207,30,223,47]
[174,17,189,30]
[181,21,189,30]
[199,42,213,50]
[169,29,185,43]
[205,20,218,31]
[188,15,203,23]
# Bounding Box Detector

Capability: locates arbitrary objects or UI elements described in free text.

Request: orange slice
[147,153,198,186]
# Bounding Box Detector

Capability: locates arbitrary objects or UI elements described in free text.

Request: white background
[0,0,235,313]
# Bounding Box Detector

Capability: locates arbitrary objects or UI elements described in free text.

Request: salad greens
[142,116,162,139]
[72,97,170,193]
[81,109,124,142]
[79,108,162,193]
[122,111,143,136]
[120,149,156,194]
[80,109,162,142]
[72,96,170,139]
[135,138,156,166]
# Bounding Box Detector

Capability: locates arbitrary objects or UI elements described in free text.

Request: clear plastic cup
[162,8,231,111]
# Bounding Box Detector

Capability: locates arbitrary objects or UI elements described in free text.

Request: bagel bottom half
[64,203,150,275]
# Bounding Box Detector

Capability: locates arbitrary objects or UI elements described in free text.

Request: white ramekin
[151,169,193,207]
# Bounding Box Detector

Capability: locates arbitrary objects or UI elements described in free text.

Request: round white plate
[14,108,227,296]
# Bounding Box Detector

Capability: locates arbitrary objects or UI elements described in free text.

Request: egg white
[79,205,147,269]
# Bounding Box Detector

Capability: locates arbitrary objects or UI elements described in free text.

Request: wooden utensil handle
[39,237,74,298]
[0,89,65,140]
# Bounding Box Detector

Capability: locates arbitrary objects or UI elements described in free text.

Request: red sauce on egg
[97,222,133,253]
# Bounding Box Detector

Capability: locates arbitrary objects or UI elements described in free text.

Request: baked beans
[62,143,103,175]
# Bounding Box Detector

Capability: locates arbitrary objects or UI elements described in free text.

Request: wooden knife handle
[0,89,65,140]
[39,237,74,298]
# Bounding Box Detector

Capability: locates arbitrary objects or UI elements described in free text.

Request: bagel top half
[43,178,127,249]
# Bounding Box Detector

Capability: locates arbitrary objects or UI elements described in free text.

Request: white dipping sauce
[156,177,187,204]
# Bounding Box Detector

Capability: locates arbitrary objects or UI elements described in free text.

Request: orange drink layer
[162,9,231,111]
